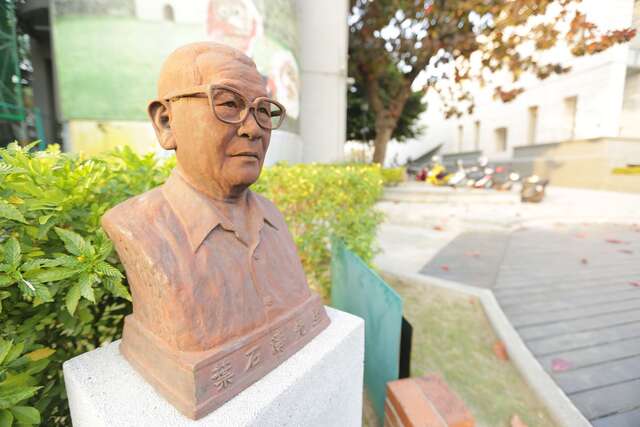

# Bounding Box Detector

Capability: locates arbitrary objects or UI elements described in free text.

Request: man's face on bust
[153,52,271,198]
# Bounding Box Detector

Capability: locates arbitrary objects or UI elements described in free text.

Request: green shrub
[255,162,384,297]
[0,143,383,426]
[381,167,405,186]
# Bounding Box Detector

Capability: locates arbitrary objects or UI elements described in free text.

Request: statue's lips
[229,152,260,160]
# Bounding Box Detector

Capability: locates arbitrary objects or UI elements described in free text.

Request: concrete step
[383,182,520,204]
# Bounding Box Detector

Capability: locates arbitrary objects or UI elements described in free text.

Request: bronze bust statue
[101,42,329,419]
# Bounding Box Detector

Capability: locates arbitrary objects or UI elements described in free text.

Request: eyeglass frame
[161,83,287,130]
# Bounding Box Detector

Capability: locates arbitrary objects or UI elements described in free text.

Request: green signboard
[330,239,403,423]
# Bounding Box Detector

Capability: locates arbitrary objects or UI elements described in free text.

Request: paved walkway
[374,184,640,426]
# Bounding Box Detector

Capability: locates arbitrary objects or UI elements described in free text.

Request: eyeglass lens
[211,88,284,129]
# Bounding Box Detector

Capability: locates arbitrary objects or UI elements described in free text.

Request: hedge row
[0,143,383,426]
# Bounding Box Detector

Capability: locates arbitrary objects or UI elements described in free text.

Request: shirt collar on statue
[161,169,278,252]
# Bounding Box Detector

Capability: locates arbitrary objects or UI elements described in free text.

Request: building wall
[386,0,638,168]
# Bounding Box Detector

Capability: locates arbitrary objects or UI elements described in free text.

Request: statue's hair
[157,42,257,99]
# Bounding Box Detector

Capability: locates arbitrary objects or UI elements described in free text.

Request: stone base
[121,293,330,419]
[63,307,364,427]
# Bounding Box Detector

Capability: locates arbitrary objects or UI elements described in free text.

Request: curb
[380,268,592,427]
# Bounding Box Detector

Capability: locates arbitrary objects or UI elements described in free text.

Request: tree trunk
[372,124,393,164]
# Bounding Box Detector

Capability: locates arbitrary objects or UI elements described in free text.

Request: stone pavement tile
[500,288,640,313]
[517,309,640,340]
[496,284,639,307]
[419,231,510,288]
[591,407,640,427]
[538,337,640,373]
[527,321,640,356]
[509,299,640,328]
[553,355,640,394]
[570,378,640,420]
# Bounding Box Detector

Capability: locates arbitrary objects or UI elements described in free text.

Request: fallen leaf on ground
[551,358,573,372]
[440,265,449,272]
[606,238,628,244]
[630,281,640,288]
[433,225,445,231]
[619,249,634,255]
[511,415,528,427]
[581,258,589,265]
[493,341,509,361]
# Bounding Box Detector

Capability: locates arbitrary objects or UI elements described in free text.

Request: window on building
[528,106,538,145]
[457,124,464,153]
[474,121,480,151]
[495,127,507,152]
[564,96,577,140]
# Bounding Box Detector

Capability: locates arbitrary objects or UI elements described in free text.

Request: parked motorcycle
[447,160,468,187]
[521,175,548,203]
[426,156,450,186]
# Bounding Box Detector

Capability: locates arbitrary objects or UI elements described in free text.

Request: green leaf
[65,282,82,315]
[17,280,35,298]
[4,343,23,365]
[0,341,12,366]
[54,228,93,257]
[0,409,13,427]
[0,202,26,224]
[103,277,131,301]
[37,214,53,225]
[40,255,78,268]
[3,240,21,269]
[0,276,15,288]
[94,262,122,279]
[10,406,39,424]
[19,259,42,272]
[0,373,32,390]
[32,283,53,303]
[25,348,54,362]
[96,238,113,260]
[26,267,77,283]
[0,386,40,410]
[78,273,96,303]
[24,359,49,376]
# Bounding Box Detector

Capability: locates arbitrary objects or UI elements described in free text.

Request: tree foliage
[349,0,636,163]
[347,81,426,144]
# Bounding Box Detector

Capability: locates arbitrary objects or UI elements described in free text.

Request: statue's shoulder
[101,186,168,239]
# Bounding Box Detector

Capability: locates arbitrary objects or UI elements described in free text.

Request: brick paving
[420,223,640,426]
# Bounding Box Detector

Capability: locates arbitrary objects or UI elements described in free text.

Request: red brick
[385,375,475,427]
[415,375,475,427]
[386,379,447,427]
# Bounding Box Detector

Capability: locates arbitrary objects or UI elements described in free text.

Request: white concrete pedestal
[63,307,364,427]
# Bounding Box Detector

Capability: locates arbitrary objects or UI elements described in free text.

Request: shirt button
[263,296,273,307]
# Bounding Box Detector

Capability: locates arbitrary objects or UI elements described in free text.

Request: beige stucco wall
[531,138,640,192]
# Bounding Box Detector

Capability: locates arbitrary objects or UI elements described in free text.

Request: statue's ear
[148,100,176,150]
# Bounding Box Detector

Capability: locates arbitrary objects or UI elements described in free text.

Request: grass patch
[363,273,557,427]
